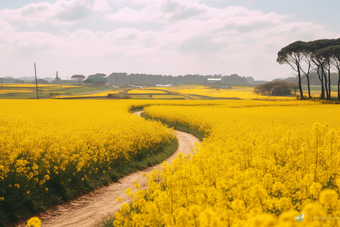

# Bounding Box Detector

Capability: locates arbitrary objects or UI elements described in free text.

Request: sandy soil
[18,111,200,227]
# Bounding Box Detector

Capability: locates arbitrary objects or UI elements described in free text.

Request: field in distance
[0,83,299,100]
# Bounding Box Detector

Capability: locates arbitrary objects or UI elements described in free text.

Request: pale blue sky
[0,0,339,80]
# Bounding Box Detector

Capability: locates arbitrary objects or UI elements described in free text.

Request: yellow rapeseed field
[114,100,340,227]
[1,84,80,88]
[0,90,33,94]
[0,100,175,225]
[128,90,167,94]
[54,90,121,98]
[150,85,296,100]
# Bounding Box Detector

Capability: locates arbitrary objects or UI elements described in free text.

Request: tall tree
[71,75,85,85]
[301,58,312,98]
[305,39,336,99]
[277,41,306,99]
[316,45,340,100]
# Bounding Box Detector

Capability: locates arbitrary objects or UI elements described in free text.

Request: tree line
[277,38,340,100]
[72,73,256,86]
[108,73,252,86]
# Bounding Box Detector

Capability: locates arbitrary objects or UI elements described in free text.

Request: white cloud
[0,19,16,46]
[105,7,142,23]
[0,0,339,79]
[0,0,111,27]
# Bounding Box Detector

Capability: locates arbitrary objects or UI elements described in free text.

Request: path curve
[19,111,200,227]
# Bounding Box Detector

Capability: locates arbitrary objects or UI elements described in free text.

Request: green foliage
[71,75,86,85]
[315,45,340,64]
[142,112,205,141]
[277,41,307,65]
[107,94,132,99]
[254,80,298,96]
[71,75,85,79]
[88,73,107,78]
[277,38,340,100]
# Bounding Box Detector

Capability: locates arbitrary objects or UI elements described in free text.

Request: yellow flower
[309,182,322,199]
[199,208,222,227]
[319,190,338,212]
[246,214,276,227]
[278,197,292,211]
[176,207,189,227]
[26,216,41,227]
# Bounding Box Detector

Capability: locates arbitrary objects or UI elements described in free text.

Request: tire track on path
[19,111,200,227]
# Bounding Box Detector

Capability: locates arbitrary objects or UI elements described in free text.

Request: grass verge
[142,112,206,141]
[129,106,206,141]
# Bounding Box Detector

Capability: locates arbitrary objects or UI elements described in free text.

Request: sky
[1,0,339,80]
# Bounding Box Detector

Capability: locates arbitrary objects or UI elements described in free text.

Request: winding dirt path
[19,111,200,227]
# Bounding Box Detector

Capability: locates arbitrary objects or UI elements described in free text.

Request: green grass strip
[141,112,206,141]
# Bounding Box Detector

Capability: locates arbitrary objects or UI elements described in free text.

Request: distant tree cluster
[106,73,253,86]
[88,73,106,78]
[67,73,253,86]
[277,38,340,100]
[14,72,256,86]
[71,75,86,85]
[1,77,25,84]
[283,72,340,86]
[255,80,298,95]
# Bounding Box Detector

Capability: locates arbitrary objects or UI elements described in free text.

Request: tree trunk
[322,67,329,100]
[306,62,311,99]
[328,67,331,100]
[306,75,311,99]
[338,71,340,101]
[317,66,325,99]
[297,64,304,99]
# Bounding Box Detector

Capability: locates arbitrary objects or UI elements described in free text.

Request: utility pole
[34,63,39,99]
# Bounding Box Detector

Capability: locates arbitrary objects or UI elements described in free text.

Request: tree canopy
[71,75,85,85]
[277,38,340,100]
[88,73,106,78]
[255,80,298,96]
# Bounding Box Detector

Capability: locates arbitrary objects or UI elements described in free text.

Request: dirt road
[21,111,200,227]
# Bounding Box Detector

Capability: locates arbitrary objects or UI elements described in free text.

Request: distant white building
[155,84,164,87]
[207,78,222,84]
